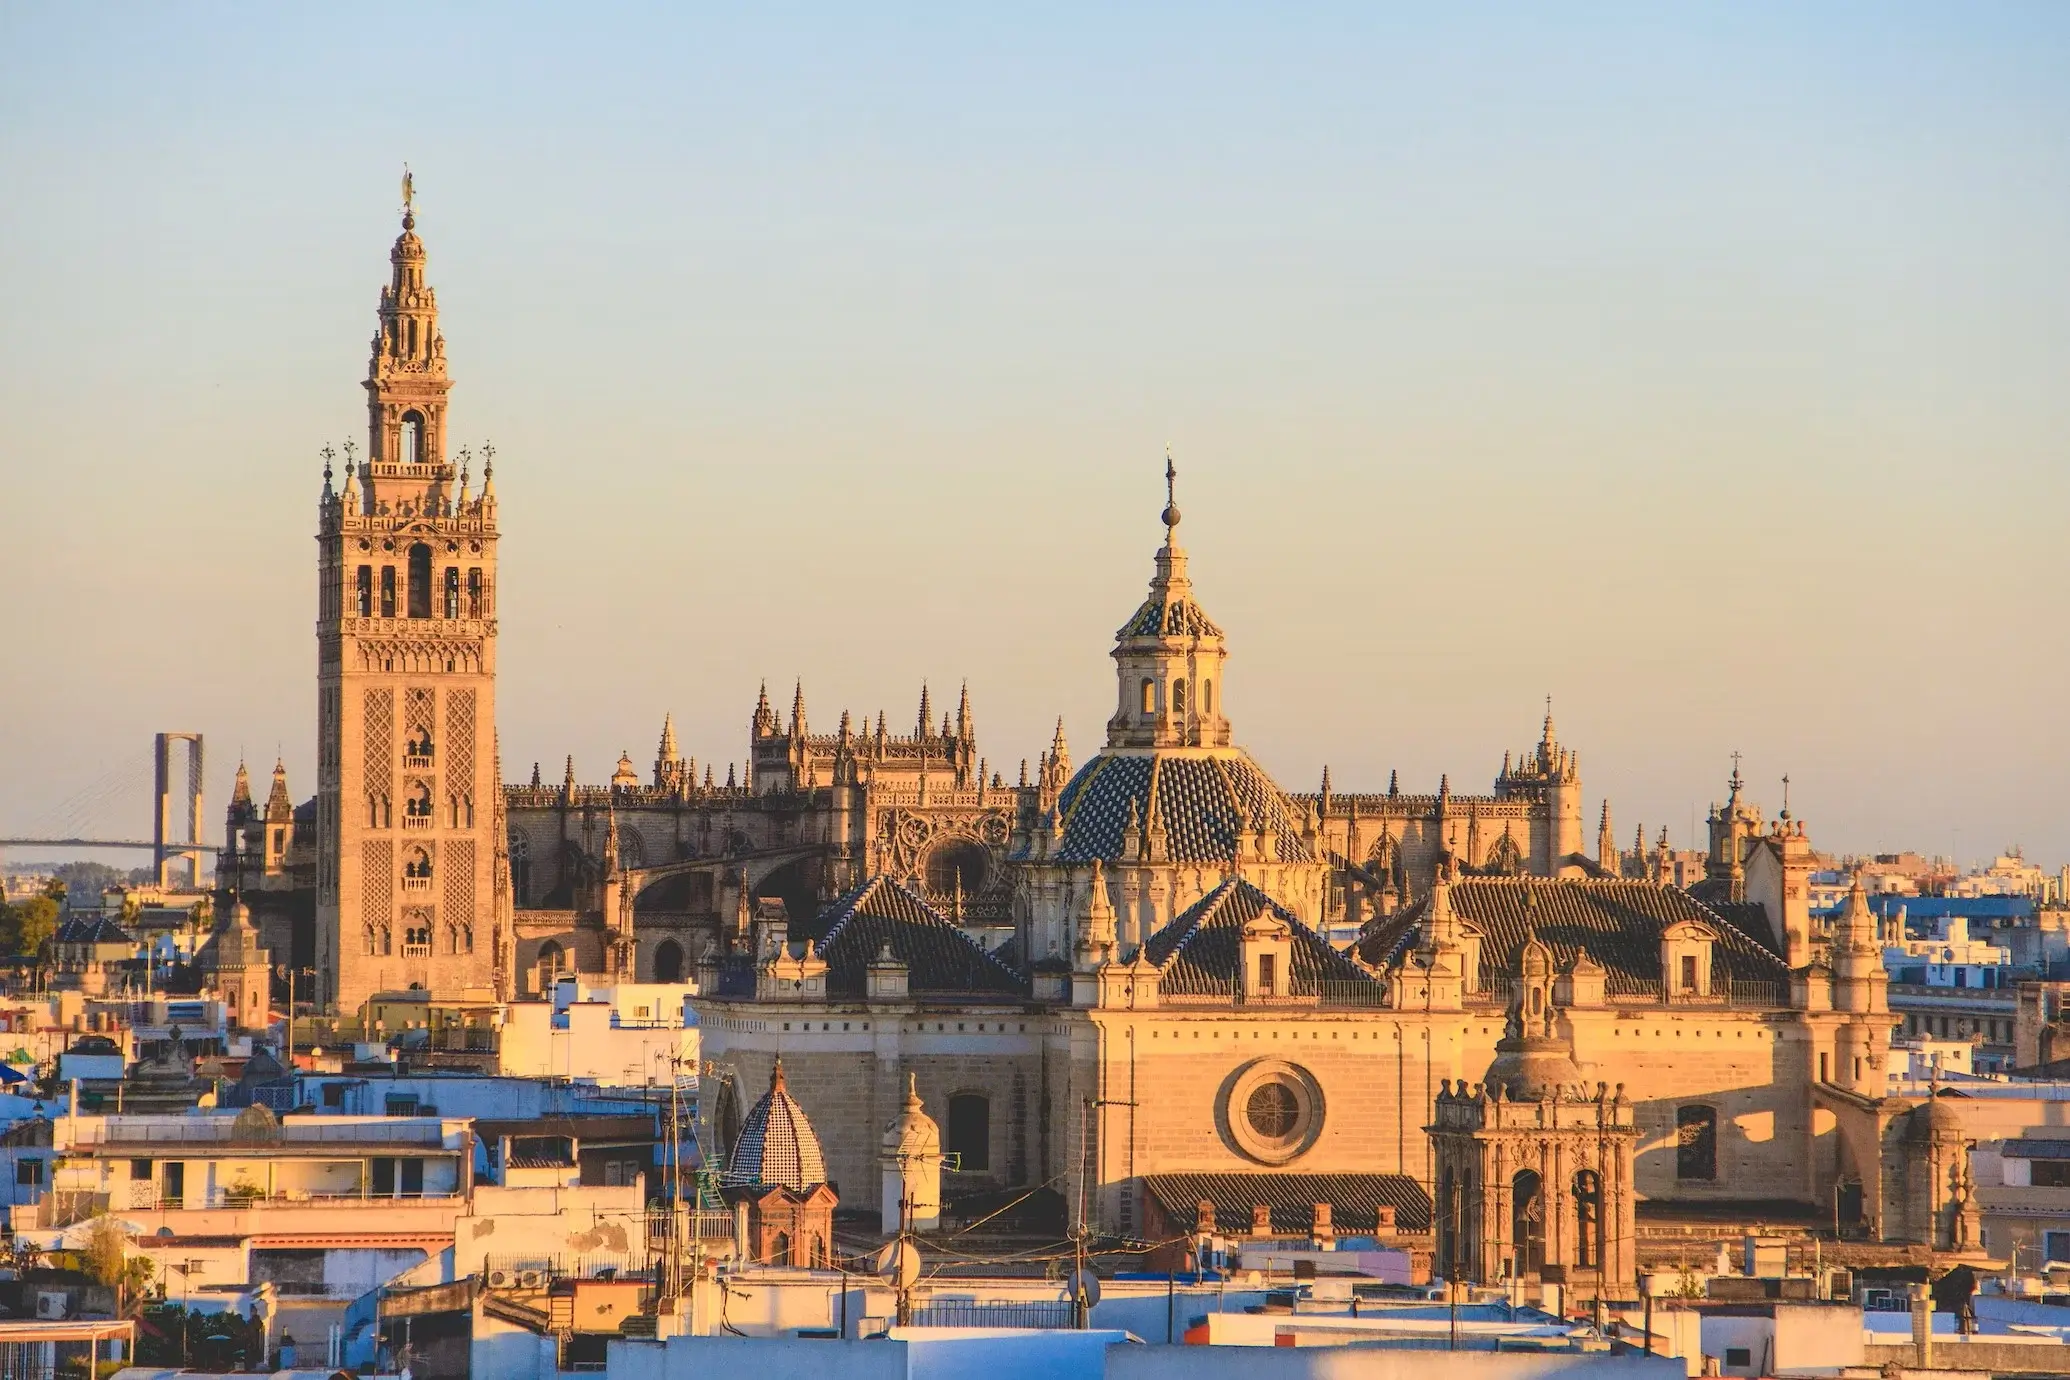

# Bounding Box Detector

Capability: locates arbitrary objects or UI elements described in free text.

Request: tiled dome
[1050,751,1314,866]
[723,1059,828,1191]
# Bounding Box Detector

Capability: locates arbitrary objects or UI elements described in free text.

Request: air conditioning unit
[486,1270,512,1289]
[35,1292,68,1320]
[516,1270,546,1289]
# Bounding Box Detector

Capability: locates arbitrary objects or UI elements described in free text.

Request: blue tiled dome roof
[1050,751,1314,865]
[722,1060,828,1191]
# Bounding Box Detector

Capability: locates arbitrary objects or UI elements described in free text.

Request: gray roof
[1048,751,1315,866]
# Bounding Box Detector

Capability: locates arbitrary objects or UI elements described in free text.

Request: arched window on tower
[407,544,432,619]
[1140,678,1156,717]
[467,569,482,618]
[400,410,424,464]
[1171,679,1187,717]
[356,566,373,617]
[381,567,397,618]
[443,567,460,619]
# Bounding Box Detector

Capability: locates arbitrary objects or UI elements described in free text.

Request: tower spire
[362,170,451,508]
[791,680,808,740]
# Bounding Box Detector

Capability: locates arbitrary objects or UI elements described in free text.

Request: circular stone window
[1222,1059,1324,1165]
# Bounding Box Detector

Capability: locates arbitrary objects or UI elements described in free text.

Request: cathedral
[229,195,1980,1292]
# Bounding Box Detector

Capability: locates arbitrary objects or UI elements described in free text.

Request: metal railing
[913,1300,1073,1330]
[74,1118,450,1147]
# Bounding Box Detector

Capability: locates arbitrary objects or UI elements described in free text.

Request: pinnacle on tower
[753,681,776,738]
[266,757,293,822]
[956,681,972,742]
[563,755,576,793]
[791,680,808,740]
[1388,769,1399,797]
[231,758,254,811]
[658,711,680,763]
[916,682,932,740]
[531,762,542,788]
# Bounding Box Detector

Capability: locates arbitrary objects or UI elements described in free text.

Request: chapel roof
[1145,877,1375,997]
[1355,877,1790,1002]
[815,875,1027,998]
[1047,751,1315,866]
[1140,1171,1432,1235]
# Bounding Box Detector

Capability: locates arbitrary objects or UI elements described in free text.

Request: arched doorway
[652,938,685,984]
[1511,1169,1544,1278]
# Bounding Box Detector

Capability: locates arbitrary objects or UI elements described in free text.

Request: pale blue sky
[3,4,2067,867]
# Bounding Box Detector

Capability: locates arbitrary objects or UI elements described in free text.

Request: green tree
[80,1216,154,1316]
[0,896,59,956]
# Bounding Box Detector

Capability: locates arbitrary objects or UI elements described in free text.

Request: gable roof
[1146,877,1377,998]
[815,875,1027,999]
[1355,877,1790,1002]
[55,916,133,946]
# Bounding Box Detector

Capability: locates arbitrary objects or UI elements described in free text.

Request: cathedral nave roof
[1355,877,1790,1001]
[1141,1171,1432,1235]
[1145,877,1374,997]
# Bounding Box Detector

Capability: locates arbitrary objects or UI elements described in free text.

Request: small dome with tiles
[723,1059,828,1192]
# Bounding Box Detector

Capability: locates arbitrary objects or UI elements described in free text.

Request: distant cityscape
[3,194,2067,1380]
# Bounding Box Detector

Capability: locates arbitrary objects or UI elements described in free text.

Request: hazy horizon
[4,5,2068,871]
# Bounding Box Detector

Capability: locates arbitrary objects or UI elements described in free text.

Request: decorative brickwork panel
[364,689,393,795]
[446,689,476,794]
[361,840,393,956]
[406,687,436,750]
[444,839,476,924]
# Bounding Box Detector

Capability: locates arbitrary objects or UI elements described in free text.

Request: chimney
[1195,1199,1216,1236]
[1311,1202,1335,1249]
[1374,1205,1397,1233]
[1250,1204,1273,1238]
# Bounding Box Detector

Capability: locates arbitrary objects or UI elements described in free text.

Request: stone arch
[652,938,685,984]
[753,858,821,937]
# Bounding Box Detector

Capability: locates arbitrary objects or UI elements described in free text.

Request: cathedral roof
[1048,752,1315,866]
[1355,877,1790,1001]
[54,916,133,947]
[1145,877,1374,997]
[1141,1171,1431,1235]
[722,1060,828,1192]
[815,875,1027,998]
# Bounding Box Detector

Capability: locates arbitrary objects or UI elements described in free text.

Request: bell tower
[315,175,509,1014]
[1106,456,1232,750]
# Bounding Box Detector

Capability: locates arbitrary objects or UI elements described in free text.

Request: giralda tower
[315,180,509,1011]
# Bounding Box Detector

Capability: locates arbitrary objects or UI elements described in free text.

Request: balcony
[403,755,434,771]
[402,815,432,831]
[402,943,433,958]
[403,877,432,892]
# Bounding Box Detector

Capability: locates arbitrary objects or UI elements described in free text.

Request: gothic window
[1512,1170,1545,1275]
[381,566,397,618]
[356,566,373,617]
[1676,1105,1718,1181]
[405,783,433,819]
[1171,679,1187,716]
[443,567,460,619]
[924,841,988,902]
[401,410,424,463]
[363,923,379,956]
[459,923,473,954]
[946,1093,990,1172]
[467,569,482,618]
[509,833,531,905]
[405,727,435,760]
[1246,1082,1297,1139]
[403,846,433,880]
[404,918,432,951]
[407,544,432,619]
[652,939,684,984]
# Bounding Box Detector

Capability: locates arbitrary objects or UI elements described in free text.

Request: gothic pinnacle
[956,680,972,741]
[916,682,932,740]
[791,679,808,740]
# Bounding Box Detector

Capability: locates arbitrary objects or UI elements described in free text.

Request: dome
[1907,1094,1966,1143]
[723,1059,828,1191]
[1050,750,1314,866]
[882,1074,941,1158]
[1481,1009,1589,1102]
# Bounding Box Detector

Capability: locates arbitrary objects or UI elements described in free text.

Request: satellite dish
[876,1238,921,1292]
[1066,1266,1102,1309]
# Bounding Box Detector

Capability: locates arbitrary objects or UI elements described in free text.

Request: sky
[2,4,2068,870]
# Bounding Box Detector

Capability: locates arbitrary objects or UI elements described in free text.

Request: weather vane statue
[401,165,415,219]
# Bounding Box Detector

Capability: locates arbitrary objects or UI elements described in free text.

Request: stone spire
[1597,799,1615,875]
[361,170,453,513]
[916,682,933,740]
[265,757,293,824]
[1107,453,1231,751]
[752,681,777,739]
[655,712,684,789]
[230,758,254,815]
[955,681,973,743]
[791,680,808,740]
